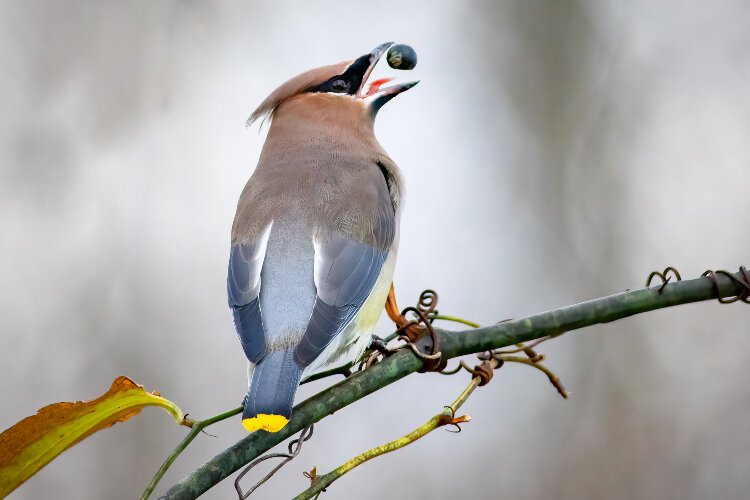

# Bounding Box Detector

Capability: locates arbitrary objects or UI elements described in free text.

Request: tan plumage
[233,92,402,248]
[247,61,352,125]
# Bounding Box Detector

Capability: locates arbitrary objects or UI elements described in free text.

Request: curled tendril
[417,289,439,319]
[646,266,683,293]
[701,266,750,304]
[234,425,314,499]
[395,305,445,372]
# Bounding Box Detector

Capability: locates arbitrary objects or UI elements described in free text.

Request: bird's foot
[368,335,390,355]
[357,335,395,369]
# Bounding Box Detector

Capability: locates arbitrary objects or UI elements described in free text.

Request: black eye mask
[309,54,371,95]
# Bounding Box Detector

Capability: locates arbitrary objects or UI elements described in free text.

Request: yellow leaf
[0,376,184,497]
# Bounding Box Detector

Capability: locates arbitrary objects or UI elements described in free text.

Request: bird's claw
[368,335,389,355]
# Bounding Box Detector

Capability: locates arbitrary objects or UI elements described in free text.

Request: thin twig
[140,406,243,500]
[293,358,501,499]
[496,355,569,399]
[431,314,481,329]
[495,335,553,354]
[439,360,473,375]
[301,362,354,384]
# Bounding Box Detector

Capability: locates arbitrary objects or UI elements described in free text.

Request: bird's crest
[247,60,352,127]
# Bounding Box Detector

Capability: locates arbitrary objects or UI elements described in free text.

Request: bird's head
[247,42,418,129]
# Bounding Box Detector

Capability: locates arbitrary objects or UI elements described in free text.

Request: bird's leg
[368,334,389,355]
[360,334,391,369]
[383,282,424,342]
[384,282,402,325]
[374,282,409,354]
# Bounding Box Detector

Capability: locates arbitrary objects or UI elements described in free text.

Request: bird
[227,42,418,433]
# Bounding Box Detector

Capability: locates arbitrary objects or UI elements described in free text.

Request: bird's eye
[331,79,350,93]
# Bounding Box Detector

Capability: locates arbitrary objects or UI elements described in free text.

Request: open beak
[355,42,419,106]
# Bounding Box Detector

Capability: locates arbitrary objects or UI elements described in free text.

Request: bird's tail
[242,349,303,433]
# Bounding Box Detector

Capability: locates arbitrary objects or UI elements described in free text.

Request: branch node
[438,414,471,426]
[471,360,494,386]
[180,417,197,429]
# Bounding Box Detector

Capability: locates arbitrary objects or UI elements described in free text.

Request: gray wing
[227,226,271,363]
[294,170,396,367]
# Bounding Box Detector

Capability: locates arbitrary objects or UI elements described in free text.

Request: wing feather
[294,169,395,367]
[227,225,272,363]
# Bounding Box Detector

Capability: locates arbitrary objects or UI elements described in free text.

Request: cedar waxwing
[228,42,417,433]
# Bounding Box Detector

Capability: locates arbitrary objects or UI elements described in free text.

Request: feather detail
[247,60,352,126]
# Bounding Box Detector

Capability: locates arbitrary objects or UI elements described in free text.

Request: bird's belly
[353,252,397,333]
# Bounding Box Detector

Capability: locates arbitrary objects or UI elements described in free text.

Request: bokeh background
[1,1,749,499]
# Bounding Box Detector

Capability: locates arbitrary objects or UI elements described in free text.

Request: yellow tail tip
[242,414,289,433]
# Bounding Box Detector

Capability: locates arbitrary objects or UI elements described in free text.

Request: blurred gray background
[1,1,748,499]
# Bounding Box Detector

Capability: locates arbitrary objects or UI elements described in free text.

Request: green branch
[162,271,746,499]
